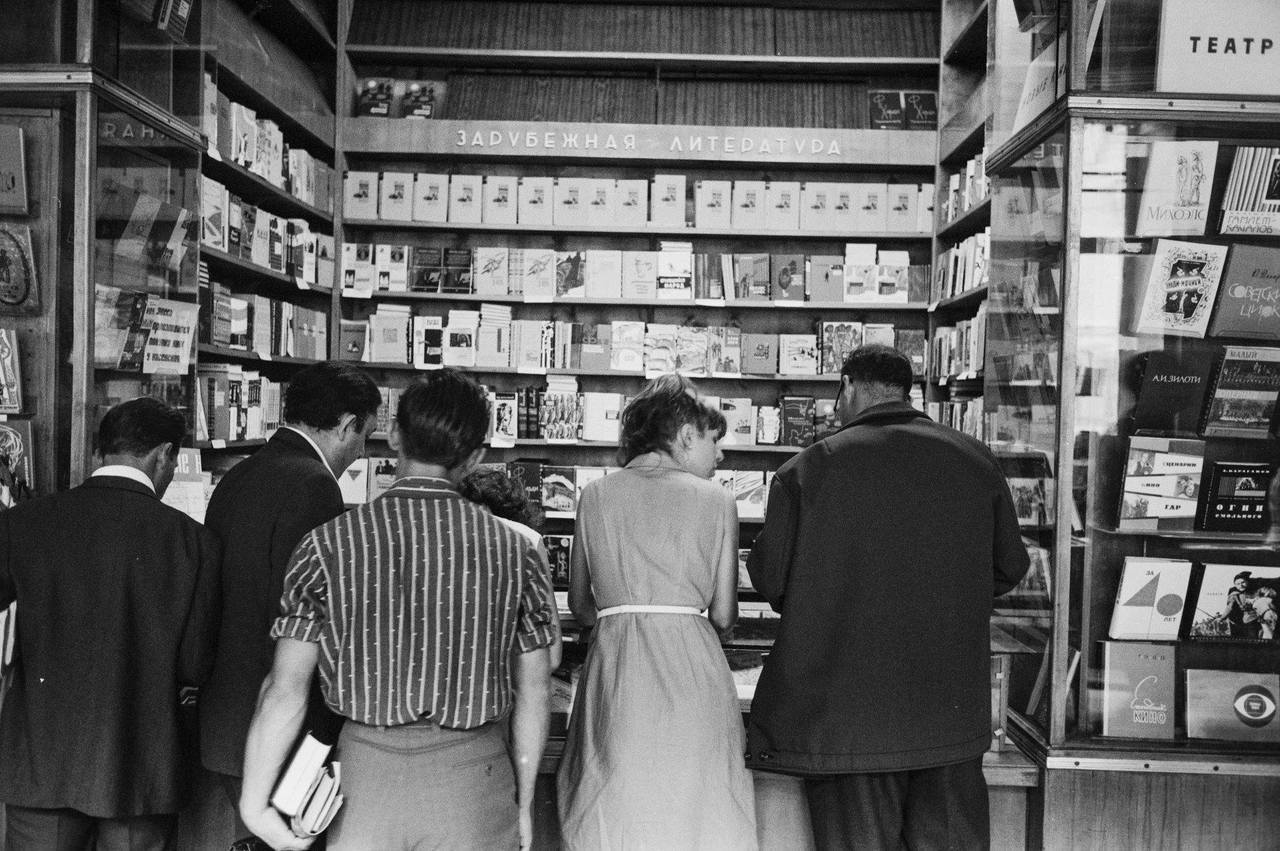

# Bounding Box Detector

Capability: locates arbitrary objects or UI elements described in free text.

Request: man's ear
[387,420,402,454]
[336,411,359,439]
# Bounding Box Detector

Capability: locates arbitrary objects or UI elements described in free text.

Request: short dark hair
[97,397,186,458]
[459,467,544,531]
[395,369,489,469]
[618,373,726,465]
[841,344,913,398]
[284,362,382,431]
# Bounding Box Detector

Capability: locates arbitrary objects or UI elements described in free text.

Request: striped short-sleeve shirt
[271,476,558,729]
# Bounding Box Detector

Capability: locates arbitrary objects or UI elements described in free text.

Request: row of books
[199,181,336,289]
[354,77,445,119]
[1102,642,1278,743]
[1110,557,1279,643]
[1119,435,1277,534]
[198,278,330,361]
[96,179,196,294]
[194,364,285,444]
[1133,240,1280,342]
[354,307,921,378]
[1130,344,1280,440]
[93,286,199,376]
[926,398,987,443]
[929,304,988,383]
[940,149,989,227]
[201,72,338,214]
[340,242,928,306]
[933,227,990,304]
[867,89,937,131]
[343,170,936,233]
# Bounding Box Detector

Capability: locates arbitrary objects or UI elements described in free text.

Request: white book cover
[386,244,408,292]
[411,173,448,223]
[518,176,554,226]
[885,183,920,233]
[610,321,646,372]
[621,251,658,300]
[916,184,936,233]
[734,471,767,521]
[378,171,413,221]
[1108,557,1193,640]
[373,244,393,292]
[695,180,732,230]
[343,171,378,220]
[200,175,227,252]
[829,182,857,232]
[800,182,834,233]
[338,458,370,505]
[472,246,510,296]
[520,248,556,302]
[368,312,410,363]
[731,180,767,231]
[1135,140,1219,237]
[778,334,819,375]
[852,183,889,232]
[1134,239,1229,338]
[554,177,588,227]
[719,397,755,446]
[584,250,623,299]
[650,174,687,227]
[448,174,482,223]
[482,174,518,225]
[765,181,801,231]
[412,315,444,370]
[614,179,648,227]
[581,392,623,443]
[585,178,616,223]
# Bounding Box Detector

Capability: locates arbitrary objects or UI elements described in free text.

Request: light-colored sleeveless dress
[556,459,757,850]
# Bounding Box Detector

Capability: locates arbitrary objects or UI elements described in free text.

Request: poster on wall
[0,126,28,215]
[1156,0,1280,97]
[0,224,38,313]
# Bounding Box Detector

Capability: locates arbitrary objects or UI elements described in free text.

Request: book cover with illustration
[1206,243,1280,340]
[1135,140,1218,237]
[1108,557,1193,641]
[1133,240,1229,338]
[1188,564,1280,643]
[1101,641,1177,739]
[1197,460,1276,533]
[1202,346,1280,438]
[1186,669,1280,742]
[1117,435,1205,531]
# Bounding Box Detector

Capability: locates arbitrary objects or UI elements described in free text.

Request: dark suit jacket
[747,402,1030,775]
[199,428,345,776]
[0,475,221,816]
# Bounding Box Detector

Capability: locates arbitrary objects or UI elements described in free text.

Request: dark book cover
[506,459,545,510]
[1198,460,1276,533]
[410,246,442,293]
[1131,347,1217,436]
[694,253,726,300]
[441,247,473,293]
[1202,346,1280,438]
[1100,641,1176,739]
[780,395,816,447]
[897,328,927,376]
[770,254,806,302]
[902,90,938,130]
[354,78,394,117]
[868,90,905,130]
[542,534,573,589]
[1207,244,1280,341]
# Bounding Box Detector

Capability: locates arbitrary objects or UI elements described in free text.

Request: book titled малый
[1130,347,1217,436]
[1117,435,1205,531]
[1202,346,1280,438]
[1207,244,1280,341]
[1101,641,1177,739]
[1197,460,1276,533]
[1134,240,1229,338]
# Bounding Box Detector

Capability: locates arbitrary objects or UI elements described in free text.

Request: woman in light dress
[557,374,757,850]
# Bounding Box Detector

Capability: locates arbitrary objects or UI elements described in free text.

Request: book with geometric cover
[1201,346,1280,438]
[1108,557,1193,640]
[1117,435,1205,531]
[1133,240,1229,339]
[1101,640,1177,739]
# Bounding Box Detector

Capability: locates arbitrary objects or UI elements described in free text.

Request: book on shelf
[1186,669,1280,743]
[733,471,767,521]
[1108,557,1193,641]
[1117,435,1205,532]
[820,322,862,376]
[843,243,876,301]
[1206,244,1280,340]
[868,90,905,130]
[621,250,657,300]
[518,176,554,226]
[1202,346,1280,438]
[448,174,482,224]
[732,180,766,231]
[765,181,800,231]
[719,398,755,447]
[885,183,919,233]
[770,255,805,302]
[674,326,710,377]
[339,459,370,505]
[709,326,741,378]
[777,334,818,376]
[584,250,623,299]
[996,452,1054,528]
[694,180,732,230]
[343,171,378,220]
[643,324,677,377]
[1188,563,1280,642]
[756,405,781,445]
[378,171,413,222]
[1197,460,1276,533]
[740,333,777,376]
[656,243,693,300]
[540,465,577,516]
[1130,346,1217,436]
[780,396,815,447]
[615,179,647,228]
[649,174,686,227]
[584,178,613,223]
[482,174,518,225]
[1133,239,1229,339]
[901,91,937,131]
[852,183,888,232]
[412,173,448,223]
[807,256,845,303]
[693,253,728,301]
[731,254,770,302]
[1135,140,1218,237]
[580,392,622,443]
[1219,146,1280,235]
[1100,641,1177,739]
[0,328,22,414]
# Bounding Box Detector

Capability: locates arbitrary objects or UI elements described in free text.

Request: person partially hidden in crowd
[747,344,1030,850]
[0,397,221,850]
[239,369,557,851]
[199,362,381,838]
[557,374,757,850]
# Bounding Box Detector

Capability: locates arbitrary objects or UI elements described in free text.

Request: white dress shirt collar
[90,464,156,493]
[278,425,339,482]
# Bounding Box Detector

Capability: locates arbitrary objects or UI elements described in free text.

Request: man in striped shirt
[239,369,558,850]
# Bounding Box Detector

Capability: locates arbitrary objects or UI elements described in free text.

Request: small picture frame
[0,126,28,216]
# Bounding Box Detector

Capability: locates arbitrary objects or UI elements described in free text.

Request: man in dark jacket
[747,344,1029,849]
[199,362,381,824]
[0,397,221,849]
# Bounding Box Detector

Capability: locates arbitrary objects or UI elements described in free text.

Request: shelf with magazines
[201,154,334,227]
[982,3,1280,832]
[196,344,321,368]
[350,291,931,312]
[341,218,930,241]
[937,195,991,243]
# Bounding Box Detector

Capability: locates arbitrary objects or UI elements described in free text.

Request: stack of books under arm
[270,732,343,838]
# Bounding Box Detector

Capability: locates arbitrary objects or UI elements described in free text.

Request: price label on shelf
[211,439,227,449]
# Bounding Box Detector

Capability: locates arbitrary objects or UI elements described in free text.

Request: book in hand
[269,731,343,836]
[1108,557,1192,641]
[1133,240,1228,338]
[1101,641,1176,739]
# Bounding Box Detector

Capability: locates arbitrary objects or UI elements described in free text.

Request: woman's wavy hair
[617,373,726,465]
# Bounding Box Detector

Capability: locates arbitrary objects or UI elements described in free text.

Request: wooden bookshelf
[342,218,929,241]
[359,362,844,383]
[348,291,929,312]
[937,196,991,242]
[200,246,330,296]
[233,0,334,56]
[196,344,319,366]
[202,152,333,226]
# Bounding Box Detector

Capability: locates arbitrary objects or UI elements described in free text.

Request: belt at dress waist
[596,604,705,618]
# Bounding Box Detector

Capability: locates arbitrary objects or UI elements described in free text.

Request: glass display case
[987,0,1280,768]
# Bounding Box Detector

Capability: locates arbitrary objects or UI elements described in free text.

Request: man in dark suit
[0,397,221,849]
[198,362,381,825]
